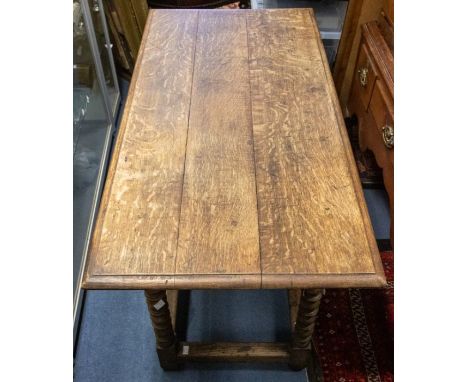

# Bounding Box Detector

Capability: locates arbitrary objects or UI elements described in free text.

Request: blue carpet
[74,290,307,382]
[364,188,391,239]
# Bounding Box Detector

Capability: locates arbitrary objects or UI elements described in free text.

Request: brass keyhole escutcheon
[358,67,368,87]
[382,125,394,149]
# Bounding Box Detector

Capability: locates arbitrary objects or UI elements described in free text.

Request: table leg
[289,289,323,371]
[144,290,179,370]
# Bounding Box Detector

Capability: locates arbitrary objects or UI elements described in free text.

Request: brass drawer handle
[382,125,394,149]
[358,67,368,87]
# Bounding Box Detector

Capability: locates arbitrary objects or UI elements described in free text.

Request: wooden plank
[308,9,385,287]
[178,342,290,362]
[246,9,381,285]
[83,10,199,288]
[83,9,385,290]
[175,11,261,284]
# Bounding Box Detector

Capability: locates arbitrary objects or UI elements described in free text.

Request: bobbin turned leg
[145,290,179,371]
[289,289,323,371]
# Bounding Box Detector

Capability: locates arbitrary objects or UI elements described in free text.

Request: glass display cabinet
[73,0,120,343]
[252,0,349,66]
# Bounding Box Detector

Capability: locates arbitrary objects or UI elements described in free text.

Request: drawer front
[369,79,394,152]
[354,44,377,110]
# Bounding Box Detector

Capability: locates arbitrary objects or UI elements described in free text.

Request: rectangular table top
[83,9,385,290]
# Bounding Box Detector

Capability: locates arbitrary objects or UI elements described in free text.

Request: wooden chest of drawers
[347,19,394,241]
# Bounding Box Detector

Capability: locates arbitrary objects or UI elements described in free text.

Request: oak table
[82,8,386,373]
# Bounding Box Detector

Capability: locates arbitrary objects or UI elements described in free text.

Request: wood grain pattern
[307,10,384,287]
[84,10,199,286]
[83,9,385,290]
[247,9,378,281]
[175,11,261,282]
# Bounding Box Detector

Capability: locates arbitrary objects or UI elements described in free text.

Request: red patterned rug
[313,251,394,382]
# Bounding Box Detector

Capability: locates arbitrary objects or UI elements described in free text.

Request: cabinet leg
[289,289,323,371]
[145,290,179,371]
